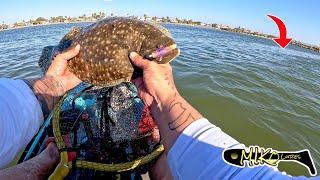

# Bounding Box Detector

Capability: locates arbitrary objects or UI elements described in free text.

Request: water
[0,23,319,176]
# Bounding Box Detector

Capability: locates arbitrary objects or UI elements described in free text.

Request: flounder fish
[39,17,180,87]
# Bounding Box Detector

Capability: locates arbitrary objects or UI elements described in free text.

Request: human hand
[24,45,82,116]
[129,52,179,109]
[45,45,82,95]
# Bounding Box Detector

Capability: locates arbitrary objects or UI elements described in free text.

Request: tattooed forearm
[154,94,203,150]
[167,98,196,130]
[0,143,59,179]
[23,77,65,118]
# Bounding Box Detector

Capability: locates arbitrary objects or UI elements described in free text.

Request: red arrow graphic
[267,14,292,48]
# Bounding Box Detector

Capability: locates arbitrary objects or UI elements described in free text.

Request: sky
[0,0,319,45]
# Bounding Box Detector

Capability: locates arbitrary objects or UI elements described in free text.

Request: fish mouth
[149,44,180,64]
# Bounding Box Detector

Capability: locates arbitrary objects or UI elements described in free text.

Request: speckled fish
[39,17,180,86]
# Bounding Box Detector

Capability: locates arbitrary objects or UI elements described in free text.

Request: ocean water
[0,23,319,176]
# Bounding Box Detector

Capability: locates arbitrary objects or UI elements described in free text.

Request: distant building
[171,19,178,23]
[211,23,217,28]
[155,18,162,22]
[217,24,229,30]
[13,22,27,28]
[0,23,9,30]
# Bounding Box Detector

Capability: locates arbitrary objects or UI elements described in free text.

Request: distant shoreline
[164,23,320,53]
[1,20,319,53]
[0,21,95,32]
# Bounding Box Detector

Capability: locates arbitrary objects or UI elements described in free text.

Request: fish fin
[38,46,58,73]
[58,27,81,52]
[59,27,81,44]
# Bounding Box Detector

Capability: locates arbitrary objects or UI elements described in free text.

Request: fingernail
[75,44,80,51]
[129,52,138,59]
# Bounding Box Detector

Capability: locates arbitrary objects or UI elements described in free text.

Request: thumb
[57,44,80,61]
[129,52,150,69]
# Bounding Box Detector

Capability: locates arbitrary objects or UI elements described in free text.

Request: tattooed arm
[24,45,81,117]
[130,52,202,151]
[0,143,60,180]
[0,46,81,178]
[158,94,203,149]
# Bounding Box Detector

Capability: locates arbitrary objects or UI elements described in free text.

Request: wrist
[24,77,65,117]
[161,92,181,111]
[44,143,60,165]
[156,90,181,111]
[39,76,66,96]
